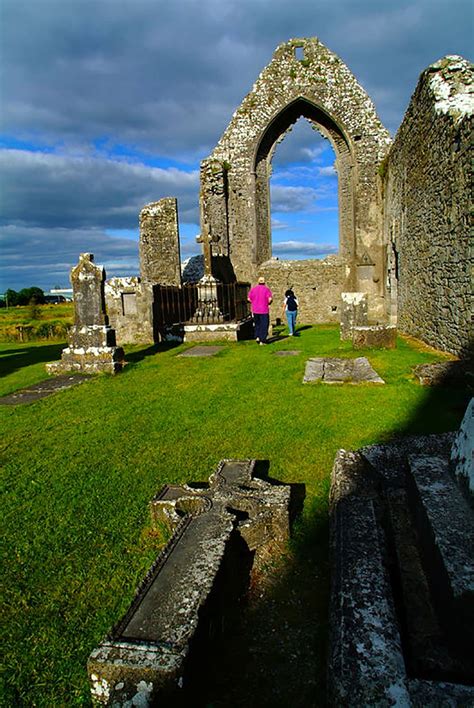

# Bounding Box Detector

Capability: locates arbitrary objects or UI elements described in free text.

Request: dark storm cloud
[2,0,472,155]
[0,0,472,290]
[0,224,140,291]
[0,149,200,229]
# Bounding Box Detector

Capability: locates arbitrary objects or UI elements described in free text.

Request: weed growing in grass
[0,327,467,705]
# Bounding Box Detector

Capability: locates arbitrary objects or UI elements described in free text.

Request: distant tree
[18,287,45,305]
[5,288,20,306]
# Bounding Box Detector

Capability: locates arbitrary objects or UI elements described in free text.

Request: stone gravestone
[88,459,292,705]
[47,253,124,375]
[340,292,368,341]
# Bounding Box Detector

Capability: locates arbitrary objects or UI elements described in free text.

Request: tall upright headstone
[46,253,125,375]
[139,198,182,286]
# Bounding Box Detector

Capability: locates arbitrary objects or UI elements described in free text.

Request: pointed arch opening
[269,118,338,261]
[253,98,355,268]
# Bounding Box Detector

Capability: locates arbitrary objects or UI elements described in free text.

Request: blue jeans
[253,313,269,342]
[286,309,297,335]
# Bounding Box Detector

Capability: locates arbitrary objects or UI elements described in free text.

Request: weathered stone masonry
[383,56,473,358]
[101,40,472,358]
[201,37,392,323]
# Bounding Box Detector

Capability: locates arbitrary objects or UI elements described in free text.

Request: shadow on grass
[124,341,183,366]
[0,343,65,379]
[194,464,329,708]
[198,356,473,707]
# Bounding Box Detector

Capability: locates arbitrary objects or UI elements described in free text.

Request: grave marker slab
[88,459,292,706]
[178,346,224,357]
[303,357,385,384]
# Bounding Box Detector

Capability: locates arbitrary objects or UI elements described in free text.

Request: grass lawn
[0,326,468,706]
[0,303,74,343]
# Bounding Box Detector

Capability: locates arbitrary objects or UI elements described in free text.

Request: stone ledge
[407,454,474,648]
[328,450,410,706]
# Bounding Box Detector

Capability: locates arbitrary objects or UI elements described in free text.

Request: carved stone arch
[201,37,391,320]
[252,96,356,270]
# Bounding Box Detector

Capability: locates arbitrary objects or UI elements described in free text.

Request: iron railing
[154,282,251,327]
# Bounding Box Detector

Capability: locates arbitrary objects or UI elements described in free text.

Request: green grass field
[1,327,467,706]
[0,303,74,342]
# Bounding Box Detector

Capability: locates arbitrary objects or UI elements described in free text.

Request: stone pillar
[46,254,124,375]
[340,292,368,341]
[451,398,474,500]
[139,198,182,286]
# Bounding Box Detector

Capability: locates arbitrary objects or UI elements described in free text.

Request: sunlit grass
[0,327,466,705]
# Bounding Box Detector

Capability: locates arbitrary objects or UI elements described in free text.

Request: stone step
[385,488,471,681]
[407,455,474,655]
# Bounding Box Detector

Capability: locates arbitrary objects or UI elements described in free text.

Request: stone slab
[451,397,474,498]
[303,357,385,384]
[352,324,397,349]
[178,346,224,357]
[88,459,292,705]
[407,454,474,639]
[183,318,253,343]
[329,450,410,706]
[0,374,93,405]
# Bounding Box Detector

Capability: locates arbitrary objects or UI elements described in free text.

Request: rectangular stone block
[407,454,474,652]
[351,324,397,349]
[340,292,368,340]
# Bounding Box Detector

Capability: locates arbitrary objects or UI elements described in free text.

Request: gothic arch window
[253,98,355,267]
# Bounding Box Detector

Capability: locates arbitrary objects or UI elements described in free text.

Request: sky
[0,0,472,292]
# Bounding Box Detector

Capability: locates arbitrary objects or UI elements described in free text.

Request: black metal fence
[154,282,251,327]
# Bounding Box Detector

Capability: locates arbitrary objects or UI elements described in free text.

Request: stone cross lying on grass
[88,459,292,706]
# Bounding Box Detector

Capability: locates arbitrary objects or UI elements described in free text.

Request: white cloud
[272,240,338,257]
[0,0,471,287]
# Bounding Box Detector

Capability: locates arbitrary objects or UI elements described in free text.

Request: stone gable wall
[384,56,473,357]
[201,37,391,321]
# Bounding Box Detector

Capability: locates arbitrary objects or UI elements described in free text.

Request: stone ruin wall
[104,277,155,344]
[104,45,473,353]
[260,256,346,324]
[104,198,182,344]
[201,38,392,322]
[383,56,473,358]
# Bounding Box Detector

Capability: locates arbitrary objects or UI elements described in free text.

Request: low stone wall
[384,55,473,358]
[105,277,154,344]
[260,255,346,324]
[351,324,397,349]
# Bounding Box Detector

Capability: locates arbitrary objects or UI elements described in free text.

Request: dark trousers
[253,313,269,342]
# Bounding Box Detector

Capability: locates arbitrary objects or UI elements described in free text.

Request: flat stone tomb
[328,419,474,706]
[273,350,301,357]
[0,374,92,405]
[88,459,291,706]
[178,345,225,357]
[303,357,385,384]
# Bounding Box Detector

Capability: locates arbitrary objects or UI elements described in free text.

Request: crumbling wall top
[425,55,474,122]
[208,36,391,168]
